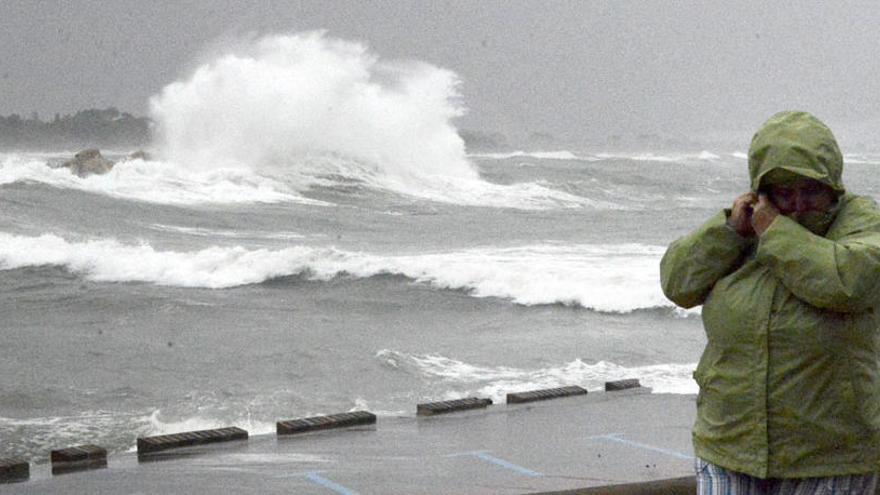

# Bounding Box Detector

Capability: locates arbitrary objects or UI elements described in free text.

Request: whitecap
[0,233,683,313]
[149,224,306,240]
[0,153,327,206]
[375,349,698,400]
[469,150,581,160]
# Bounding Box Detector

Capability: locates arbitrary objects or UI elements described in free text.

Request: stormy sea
[3,33,880,463]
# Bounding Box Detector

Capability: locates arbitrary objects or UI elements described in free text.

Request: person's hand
[729,192,758,237]
[751,193,779,236]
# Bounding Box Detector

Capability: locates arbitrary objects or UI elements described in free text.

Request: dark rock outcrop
[127,150,151,161]
[62,149,114,177]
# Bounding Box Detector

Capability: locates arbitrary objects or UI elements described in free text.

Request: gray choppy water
[2,149,879,461]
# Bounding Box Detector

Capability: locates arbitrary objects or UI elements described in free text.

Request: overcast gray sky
[3,1,880,146]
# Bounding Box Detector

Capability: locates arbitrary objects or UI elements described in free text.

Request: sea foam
[0,153,323,205]
[376,349,698,399]
[593,151,723,163]
[469,150,583,160]
[0,232,676,313]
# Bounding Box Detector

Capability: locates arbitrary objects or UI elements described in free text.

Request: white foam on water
[0,233,681,313]
[145,409,276,438]
[594,151,724,163]
[0,152,602,211]
[697,150,720,160]
[0,410,155,460]
[376,350,698,402]
[0,153,326,206]
[469,150,583,160]
[379,173,617,209]
[349,397,407,417]
[596,153,674,163]
[288,153,606,209]
[149,223,307,240]
[844,153,880,165]
[0,410,143,427]
[731,150,880,165]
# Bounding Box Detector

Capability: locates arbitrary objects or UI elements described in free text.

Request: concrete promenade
[4,390,698,494]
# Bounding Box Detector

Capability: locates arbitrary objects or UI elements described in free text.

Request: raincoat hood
[748,111,845,195]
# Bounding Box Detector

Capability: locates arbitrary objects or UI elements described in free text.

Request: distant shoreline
[1,107,753,154]
[0,107,151,151]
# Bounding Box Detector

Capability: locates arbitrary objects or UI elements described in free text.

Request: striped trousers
[696,458,878,495]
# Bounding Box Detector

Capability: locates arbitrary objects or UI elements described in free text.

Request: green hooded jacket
[660,111,880,478]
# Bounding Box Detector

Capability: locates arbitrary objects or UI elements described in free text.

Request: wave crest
[0,233,677,313]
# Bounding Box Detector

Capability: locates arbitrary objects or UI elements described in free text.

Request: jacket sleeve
[660,210,753,308]
[755,197,880,313]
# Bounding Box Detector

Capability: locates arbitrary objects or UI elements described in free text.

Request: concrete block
[507,385,587,404]
[605,378,641,391]
[0,457,29,483]
[51,445,107,474]
[417,397,492,416]
[137,427,248,456]
[278,411,376,435]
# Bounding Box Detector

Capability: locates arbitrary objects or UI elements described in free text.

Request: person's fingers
[734,193,752,210]
[732,201,747,219]
[734,192,757,210]
[729,193,756,237]
[751,193,779,235]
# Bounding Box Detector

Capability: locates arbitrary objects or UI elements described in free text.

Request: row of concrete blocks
[0,378,641,484]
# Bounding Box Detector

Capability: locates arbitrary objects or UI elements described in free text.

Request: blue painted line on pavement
[592,433,693,460]
[472,451,543,477]
[445,449,489,458]
[305,472,360,495]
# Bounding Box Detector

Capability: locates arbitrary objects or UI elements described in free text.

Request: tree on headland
[0,107,151,150]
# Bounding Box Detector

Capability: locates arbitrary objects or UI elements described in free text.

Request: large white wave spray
[152,33,472,180]
[148,32,589,208]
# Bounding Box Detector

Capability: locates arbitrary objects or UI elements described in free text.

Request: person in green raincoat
[661,111,880,494]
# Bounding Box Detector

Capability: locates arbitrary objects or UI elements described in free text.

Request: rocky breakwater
[62,149,151,178]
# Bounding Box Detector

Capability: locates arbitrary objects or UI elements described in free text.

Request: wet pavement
[3,390,696,494]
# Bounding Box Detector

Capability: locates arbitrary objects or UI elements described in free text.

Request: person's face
[766,179,836,218]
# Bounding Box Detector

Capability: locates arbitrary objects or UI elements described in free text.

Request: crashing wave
[376,349,698,399]
[0,232,679,313]
[147,32,595,209]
